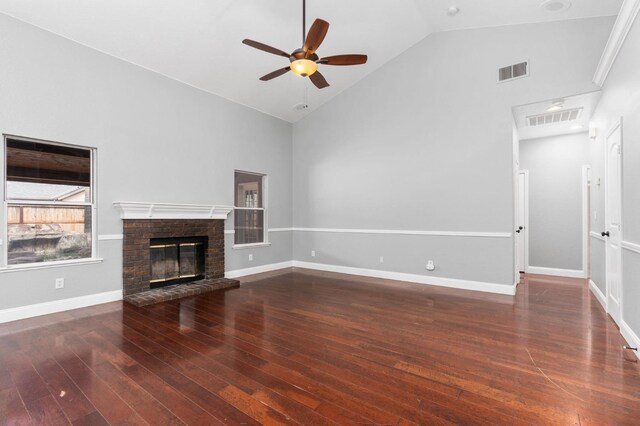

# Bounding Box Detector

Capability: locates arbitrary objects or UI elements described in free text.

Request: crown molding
[593,0,640,87]
[113,201,233,220]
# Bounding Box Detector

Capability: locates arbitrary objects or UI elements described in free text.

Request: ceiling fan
[242,0,367,89]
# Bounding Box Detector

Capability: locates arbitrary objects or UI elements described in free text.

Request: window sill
[0,258,104,273]
[232,242,272,250]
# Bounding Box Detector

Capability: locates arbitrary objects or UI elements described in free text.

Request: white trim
[98,234,123,241]
[113,201,233,220]
[526,266,584,279]
[589,279,607,310]
[225,261,293,279]
[582,165,591,279]
[290,228,511,238]
[593,0,640,86]
[225,228,293,235]
[0,290,122,324]
[590,231,606,242]
[516,170,530,273]
[604,118,623,327]
[292,261,516,295]
[0,257,104,273]
[232,242,272,250]
[622,240,640,255]
[621,321,640,360]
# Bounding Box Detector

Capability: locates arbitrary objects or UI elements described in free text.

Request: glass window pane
[7,205,92,264]
[234,209,264,245]
[235,172,263,208]
[6,181,90,202]
[5,138,91,201]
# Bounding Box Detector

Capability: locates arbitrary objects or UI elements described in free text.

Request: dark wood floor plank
[0,387,33,425]
[144,291,532,424]
[71,411,109,426]
[29,356,97,423]
[117,313,325,413]
[23,395,70,426]
[3,351,51,404]
[1,270,640,425]
[85,325,257,425]
[50,342,148,426]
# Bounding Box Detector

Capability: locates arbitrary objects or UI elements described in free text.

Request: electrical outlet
[379,256,384,263]
[248,254,253,261]
[311,250,316,257]
[55,278,64,289]
[426,260,435,271]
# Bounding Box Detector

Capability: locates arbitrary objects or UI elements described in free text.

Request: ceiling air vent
[527,107,583,126]
[498,61,528,83]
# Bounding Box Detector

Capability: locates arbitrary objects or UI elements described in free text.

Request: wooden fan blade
[320,54,368,66]
[304,19,329,57]
[242,39,290,58]
[259,66,291,81]
[309,71,330,89]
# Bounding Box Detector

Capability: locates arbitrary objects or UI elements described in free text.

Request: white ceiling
[513,91,602,140]
[0,0,622,122]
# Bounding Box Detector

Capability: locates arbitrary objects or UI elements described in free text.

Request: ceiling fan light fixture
[290,59,318,77]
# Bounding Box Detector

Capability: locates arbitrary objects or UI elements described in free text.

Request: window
[4,136,95,265]
[234,171,266,246]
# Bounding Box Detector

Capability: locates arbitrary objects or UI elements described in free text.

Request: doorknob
[602,231,610,237]
[516,226,523,234]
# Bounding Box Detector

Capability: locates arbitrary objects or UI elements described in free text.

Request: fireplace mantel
[113,201,233,220]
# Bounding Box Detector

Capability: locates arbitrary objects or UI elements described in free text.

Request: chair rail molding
[621,240,640,255]
[291,227,511,238]
[593,0,640,86]
[113,201,233,220]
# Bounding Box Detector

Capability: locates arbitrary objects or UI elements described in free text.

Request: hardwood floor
[1,269,639,425]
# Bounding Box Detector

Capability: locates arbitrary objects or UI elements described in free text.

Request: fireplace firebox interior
[149,236,207,288]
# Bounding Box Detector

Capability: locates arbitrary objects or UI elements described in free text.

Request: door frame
[604,118,623,325]
[516,170,530,274]
[582,165,591,279]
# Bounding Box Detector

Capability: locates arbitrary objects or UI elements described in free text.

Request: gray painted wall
[591,13,640,338]
[292,18,613,287]
[0,14,293,310]
[519,132,590,271]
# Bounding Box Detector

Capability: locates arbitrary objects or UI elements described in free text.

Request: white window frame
[1,134,100,270]
[233,170,269,249]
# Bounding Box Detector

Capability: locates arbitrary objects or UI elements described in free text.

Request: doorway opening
[512,91,601,283]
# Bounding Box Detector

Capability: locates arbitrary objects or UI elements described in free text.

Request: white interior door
[605,120,622,326]
[516,171,528,273]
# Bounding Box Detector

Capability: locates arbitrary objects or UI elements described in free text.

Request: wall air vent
[498,61,529,83]
[527,107,583,126]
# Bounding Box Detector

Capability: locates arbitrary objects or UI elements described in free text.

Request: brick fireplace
[114,202,238,306]
[122,219,225,295]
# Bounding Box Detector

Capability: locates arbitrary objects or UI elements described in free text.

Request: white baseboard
[292,261,515,295]
[225,261,294,279]
[0,290,122,324]
[621,321,640,361]
[589,279,607,310]
[527,266,585,279]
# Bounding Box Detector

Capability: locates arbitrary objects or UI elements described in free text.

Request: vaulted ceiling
[0,0,622,122]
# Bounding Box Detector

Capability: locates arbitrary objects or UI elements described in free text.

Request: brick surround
[122,219,225,296]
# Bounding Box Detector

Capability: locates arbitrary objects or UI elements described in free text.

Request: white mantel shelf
[113,202,234,220]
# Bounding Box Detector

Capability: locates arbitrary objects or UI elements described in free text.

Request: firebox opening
[149,236,207,289]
